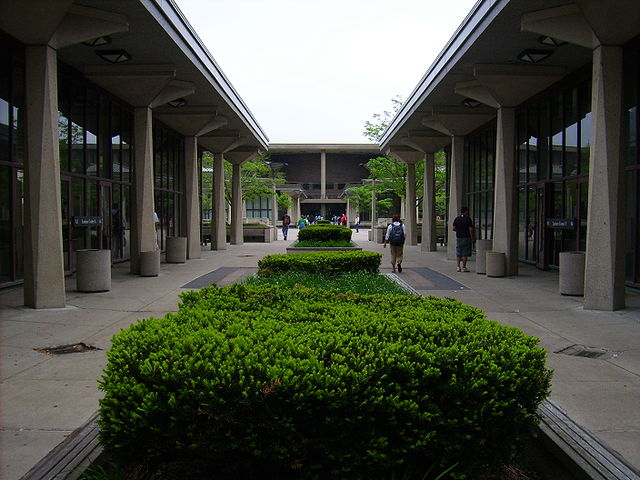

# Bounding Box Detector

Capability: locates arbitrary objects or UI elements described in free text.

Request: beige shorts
[390,245,403,265]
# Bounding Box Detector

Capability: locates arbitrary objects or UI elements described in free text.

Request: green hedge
[99,285,551,479]
[316,219,331,225]
[298,224,352,242]
[258,251,381,275]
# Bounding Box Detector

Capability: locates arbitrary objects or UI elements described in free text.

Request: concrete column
[421,152,437,252]
[447,136,464,260]
[131,107,156,274]
[405,162,417,245]
[320,150,327,199]
[492,107,518,276]
[371,179,377,228]
[230,162,243,245]
[211,153,226,250]
[272,186,278,239]
[584,45,625,310]
[23,45,65,308]
[184,136,200,259]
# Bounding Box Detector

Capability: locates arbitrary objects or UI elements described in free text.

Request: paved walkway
[1,229,639,479]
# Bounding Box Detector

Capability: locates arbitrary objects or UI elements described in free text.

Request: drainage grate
[34,343,101,355]
[555,344,618,359]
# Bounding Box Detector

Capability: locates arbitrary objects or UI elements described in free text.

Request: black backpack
[388,223,405,246]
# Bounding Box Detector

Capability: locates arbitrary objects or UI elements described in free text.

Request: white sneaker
[463,267,469,272]
[456,267,461,272]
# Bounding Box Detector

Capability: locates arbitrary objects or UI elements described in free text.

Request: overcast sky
[177,0,477,144]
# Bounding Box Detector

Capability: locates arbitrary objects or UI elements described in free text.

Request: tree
[362,95,403,142]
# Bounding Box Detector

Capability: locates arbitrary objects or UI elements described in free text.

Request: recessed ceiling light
[462,98,481,108]
[517,49,552,63]
[167,98,188,107]
[96,49,131,64]
[82,36,112,47]
[538,36,566,47]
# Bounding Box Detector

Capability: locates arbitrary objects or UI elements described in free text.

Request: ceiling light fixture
[167,98,188,107]
[538,36,566,47]
[82,36,112,47]
[462,98,481,108]
[96,49,131,64]
[517,49,552,63]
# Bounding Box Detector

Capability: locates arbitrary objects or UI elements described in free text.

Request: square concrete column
[320,150,327,199]
[184,136,200,259]
[23,45,65,308]
[210,153,227,250]
[421,152,437,252]
[230,162,243,245]
[492,107,519,276]
[447,136,464,260]
[584,46,625,310]
[272,187,278,239]
[368,180,377,230]
[131,107,157,274]
[405,162,418,245]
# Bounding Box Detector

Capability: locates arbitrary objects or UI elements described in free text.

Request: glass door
[536,183,551,269]
[99,182,112,251]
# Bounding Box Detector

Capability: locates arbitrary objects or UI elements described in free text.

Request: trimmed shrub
[258,250,381,275]
[99,285,551,479]
[316,219,331,225]
[294,240,354,247]
[298,224,352,243]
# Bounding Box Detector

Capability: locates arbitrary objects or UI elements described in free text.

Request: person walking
[282,214,291,240]
[340,213,347,226]
[383,215,406,273]
[297,216,308,229]
[452,207,475,272]
[354,215,360,233]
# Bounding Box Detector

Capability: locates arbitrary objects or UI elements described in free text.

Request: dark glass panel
[538,100,551,180]
[61,179,70,271]
[518,187,526,259]
[579,182,588,252]
[15,168,24,278]
[564,88,579,176]
[0,98,8,164]
[72,178,85,255]
[85,89,99,176]
[123,184,131,258]
[527,186,536,262]
[550,93,563,178]
[0,165,11,282]
[625,170,637,282]
[111,104,121,181]
[121,110,132,183]
[579,80,592,174]
[563,179,577,251]
[70,86,85,174]
[485,191,493,240]
[626,106,638,167]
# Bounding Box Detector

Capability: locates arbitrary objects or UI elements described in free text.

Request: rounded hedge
[298,224,352,243]
[99,285,551,479]
[258,251,381,275]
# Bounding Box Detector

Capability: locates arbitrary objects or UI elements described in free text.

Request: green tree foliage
[362,95,403,143]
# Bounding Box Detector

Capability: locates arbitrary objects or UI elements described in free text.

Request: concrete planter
[165,236,187,263]
[286,242,363,254]
[76,249,111,292]
[559,251,585,296]
[486,251,506,278]
[140,250,160,277]
[225,226,273,243]
[475,239,493,275]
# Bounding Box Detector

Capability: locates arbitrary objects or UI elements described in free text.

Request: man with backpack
[383,215,406,273]
[452,206,475,272]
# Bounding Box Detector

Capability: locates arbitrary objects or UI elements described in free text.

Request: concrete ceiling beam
[54,5,129,49]
[0,0,73,45]
[152,106,228,137]
[422,105,496,136]
[522,1,640,49]
[223,149,263,165]
[455,64,565,108]
[150,80,196,109]
[385,148,425,165]
[85,64,177,107]
[395,134,450,154]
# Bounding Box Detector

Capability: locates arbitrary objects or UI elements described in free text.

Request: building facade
[380,0,640,310]
[0,0,268,307]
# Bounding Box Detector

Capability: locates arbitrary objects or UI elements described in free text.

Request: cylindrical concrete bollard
[76,249,111,292]
[486,251,506,278]
[475,239,492,275]
[165,236,187,263]
[140,250,160,277]
[559,251,585,296]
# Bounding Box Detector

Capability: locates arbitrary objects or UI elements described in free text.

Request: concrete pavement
[1,229,639,479]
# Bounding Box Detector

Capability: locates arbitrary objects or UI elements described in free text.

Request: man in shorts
[452,207,475,272]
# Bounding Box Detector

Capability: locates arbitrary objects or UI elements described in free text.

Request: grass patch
[245,271,408,295]
[293,240,355,247]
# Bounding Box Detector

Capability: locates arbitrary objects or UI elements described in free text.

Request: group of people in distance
[281,206,476,274]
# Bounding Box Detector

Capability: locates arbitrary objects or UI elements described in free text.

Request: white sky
[177,0,478,143]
